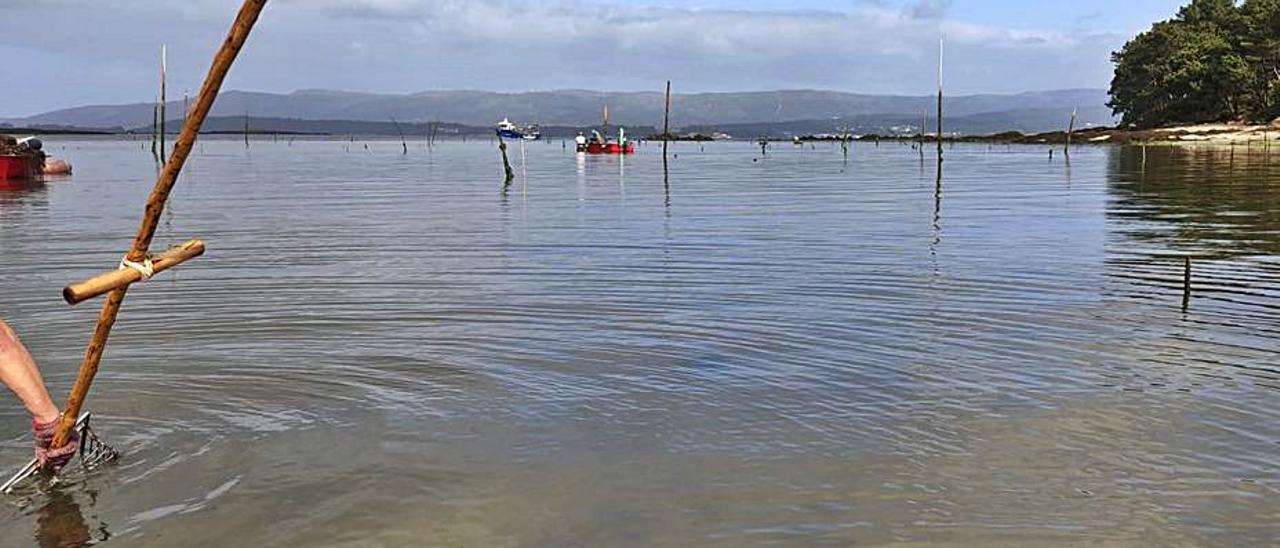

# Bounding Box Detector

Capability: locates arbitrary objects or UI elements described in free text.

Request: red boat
[584,141,635,154]
[0,155,41,180]
[1,135,49,179]
[576,126,636,155]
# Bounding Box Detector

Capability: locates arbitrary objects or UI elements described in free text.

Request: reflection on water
[0,180,48,216]
[0,139,1277,545]
[34,487,107,548]
[1109,145,1280,258]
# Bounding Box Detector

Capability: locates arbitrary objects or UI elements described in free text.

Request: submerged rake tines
[1,413,119,494]
[76,415,119,470]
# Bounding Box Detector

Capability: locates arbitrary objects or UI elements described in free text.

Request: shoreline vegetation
[855,122,1280,146]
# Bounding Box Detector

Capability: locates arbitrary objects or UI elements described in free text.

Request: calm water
[0,138,1277,546]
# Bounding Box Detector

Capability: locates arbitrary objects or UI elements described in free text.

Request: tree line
[1109,0,1280,128]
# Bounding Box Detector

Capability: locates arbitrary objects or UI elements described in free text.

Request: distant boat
[579,128,635,155]
[0,136,45,179]
[0,155,41,179]
[575,105,635,154]
[495,118,541,141]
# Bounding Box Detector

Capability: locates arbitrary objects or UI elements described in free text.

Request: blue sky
[0,0,1189,118]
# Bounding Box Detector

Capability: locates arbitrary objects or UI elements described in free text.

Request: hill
[3,89,1113,136]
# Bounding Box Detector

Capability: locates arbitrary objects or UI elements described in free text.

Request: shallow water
[0,138,1276,546]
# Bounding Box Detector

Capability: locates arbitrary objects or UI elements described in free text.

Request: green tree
[1240,0,1280,120]
[1109,0,1258,127]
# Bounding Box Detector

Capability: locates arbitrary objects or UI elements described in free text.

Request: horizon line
[6,87,1110,120]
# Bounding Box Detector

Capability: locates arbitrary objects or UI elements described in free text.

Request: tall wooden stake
[936,37,944,160]
[662,80,672,173]
[662,80,672,140]
[1065,105,1076,155]
[52,0,270,451]
[160,44,167,161]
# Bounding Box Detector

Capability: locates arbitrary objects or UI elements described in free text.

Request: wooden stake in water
[1182,256,1192,311]
[150,102,159,159]
[498,137,514,185]
[51,0,270,454]
[1065,105,1076,155]
[662,80,672,140]
[936,37,944,160]
[390,117,407,154]
[160,44,167,160]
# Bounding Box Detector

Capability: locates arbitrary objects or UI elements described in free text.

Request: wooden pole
[52,0,269,451]
[1182,256,1192,311]
[498,137,514,184]
[662,80,672,140]
[151,103,158,158]
[1065,105,1076,155]
[936,37,943,159]
[662,80,672,167]
[63,240,205,305]
[160,44,167,161]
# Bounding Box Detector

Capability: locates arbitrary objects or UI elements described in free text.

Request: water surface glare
[1,138,1277,546]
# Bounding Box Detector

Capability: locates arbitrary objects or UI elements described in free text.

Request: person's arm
[1,318,77,468]
[0,319,60,424]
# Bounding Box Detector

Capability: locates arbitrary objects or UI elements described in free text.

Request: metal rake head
[76,414,119,470]
[2,413,119,494]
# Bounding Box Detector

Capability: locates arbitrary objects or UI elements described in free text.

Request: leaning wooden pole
[52,0,269,451]
[1065,105,1076,155]
[498,137,515,184]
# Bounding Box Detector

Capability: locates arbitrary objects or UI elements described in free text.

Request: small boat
[0,136,46,179]
[578,129,635,155]
[495,118,541,141]
[0,155,41,179]
[575,105,635,154]
[496,118,522,139]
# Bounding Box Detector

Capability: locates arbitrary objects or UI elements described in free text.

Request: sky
[0,0,1186,117]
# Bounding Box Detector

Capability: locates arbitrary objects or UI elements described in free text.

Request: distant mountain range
[1,88,1115,137]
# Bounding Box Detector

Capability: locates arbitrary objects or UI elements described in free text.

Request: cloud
[0,0,1127,117]
[908,0,952,20]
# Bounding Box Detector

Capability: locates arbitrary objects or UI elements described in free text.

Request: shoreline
[855,122,1280,146]
[9,122,1280,147]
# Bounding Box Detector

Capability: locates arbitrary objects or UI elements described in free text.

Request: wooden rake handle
[51,0,269,450]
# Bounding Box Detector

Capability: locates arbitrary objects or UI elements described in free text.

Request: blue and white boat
[495,118,541,140]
